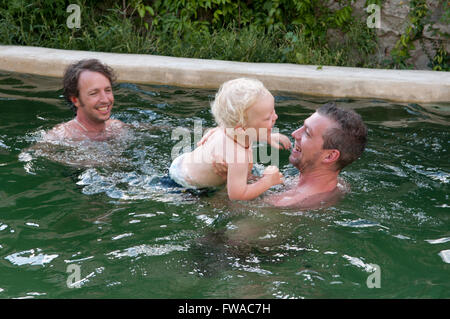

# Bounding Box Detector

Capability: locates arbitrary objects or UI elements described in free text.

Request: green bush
[0,0,381,68]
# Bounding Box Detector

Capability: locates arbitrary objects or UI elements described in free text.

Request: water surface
[0,72,449,298]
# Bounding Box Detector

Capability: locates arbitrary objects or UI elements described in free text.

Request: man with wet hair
[207,102,368,208]
[44,59,126,141]
[266,102,367,208]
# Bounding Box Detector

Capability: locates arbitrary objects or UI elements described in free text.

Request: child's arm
[260,132,292,150]
[227,163,283,201]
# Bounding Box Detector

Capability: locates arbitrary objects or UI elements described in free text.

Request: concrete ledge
[0,45,449,103]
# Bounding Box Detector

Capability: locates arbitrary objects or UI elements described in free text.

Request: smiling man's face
[289,112,338,172]
[71,70,114,124]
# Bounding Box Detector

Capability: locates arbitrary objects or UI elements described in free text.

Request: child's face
[245,92,278,138]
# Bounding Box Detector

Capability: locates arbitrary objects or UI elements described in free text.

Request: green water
[0,71,448,299]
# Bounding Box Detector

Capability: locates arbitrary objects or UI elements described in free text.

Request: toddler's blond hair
[211,78,270,128]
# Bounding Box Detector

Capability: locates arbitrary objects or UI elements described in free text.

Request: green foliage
[430,42,449,71]
[427,0,450,71]
[139,0,358,39]
[391,0,427,68]
[0,0,381,68]
[390,0,449,71]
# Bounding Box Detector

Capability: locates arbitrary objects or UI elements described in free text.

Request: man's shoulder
[51,120,72,131]
[300,186,345,209]
[108,118,125,124]
[43,120,73,141]
[107,118,127,129]
[268,182,346,209]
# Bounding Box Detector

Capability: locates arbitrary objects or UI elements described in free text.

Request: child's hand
[268,133,291,150]
[263,165,284,186]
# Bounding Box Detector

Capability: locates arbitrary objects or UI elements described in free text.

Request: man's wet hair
[62,59,116,114]
[317,102,368,170]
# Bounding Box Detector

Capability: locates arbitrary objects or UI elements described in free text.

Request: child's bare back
[181,128,253,188]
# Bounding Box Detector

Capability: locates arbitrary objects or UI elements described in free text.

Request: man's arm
[265,185,345,209]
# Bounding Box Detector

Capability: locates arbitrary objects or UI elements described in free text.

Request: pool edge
[0,45,449,103]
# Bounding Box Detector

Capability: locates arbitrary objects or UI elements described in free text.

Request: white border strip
[0,45,449,103]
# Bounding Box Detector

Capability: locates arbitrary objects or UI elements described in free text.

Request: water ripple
[5,248,58,266]
[342,255,377,273]
[403,163,449,184]
[335,218,388,229]
[106,243,189,259]
[425,237,450,244]
[438,250,450,263]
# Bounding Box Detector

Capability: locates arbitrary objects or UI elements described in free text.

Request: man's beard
[289,151,321,173]
[78,100,111,123]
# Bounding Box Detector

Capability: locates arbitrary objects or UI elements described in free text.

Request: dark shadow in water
[187,203,315,278]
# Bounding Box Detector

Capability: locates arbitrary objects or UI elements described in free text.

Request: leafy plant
[0,0,381,68]
[390,0,449,70]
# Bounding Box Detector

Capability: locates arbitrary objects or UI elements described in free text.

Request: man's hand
[267,133,291,150]
[198,128,228,180]
[211,153,228,180]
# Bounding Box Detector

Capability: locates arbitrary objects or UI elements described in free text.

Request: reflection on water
[19,128,134,168]
[5,248,58,266]
[0,71,449,298]
[18,124,208,203]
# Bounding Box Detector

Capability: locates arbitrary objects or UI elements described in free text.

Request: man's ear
[323,149,340,164]
[70,96,80,108]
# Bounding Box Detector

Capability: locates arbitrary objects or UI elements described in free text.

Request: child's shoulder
[203,127,225,145]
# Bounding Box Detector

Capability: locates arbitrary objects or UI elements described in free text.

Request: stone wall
[329,0,449,69]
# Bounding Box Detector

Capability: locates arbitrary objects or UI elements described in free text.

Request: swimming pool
[0,71,449,298]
